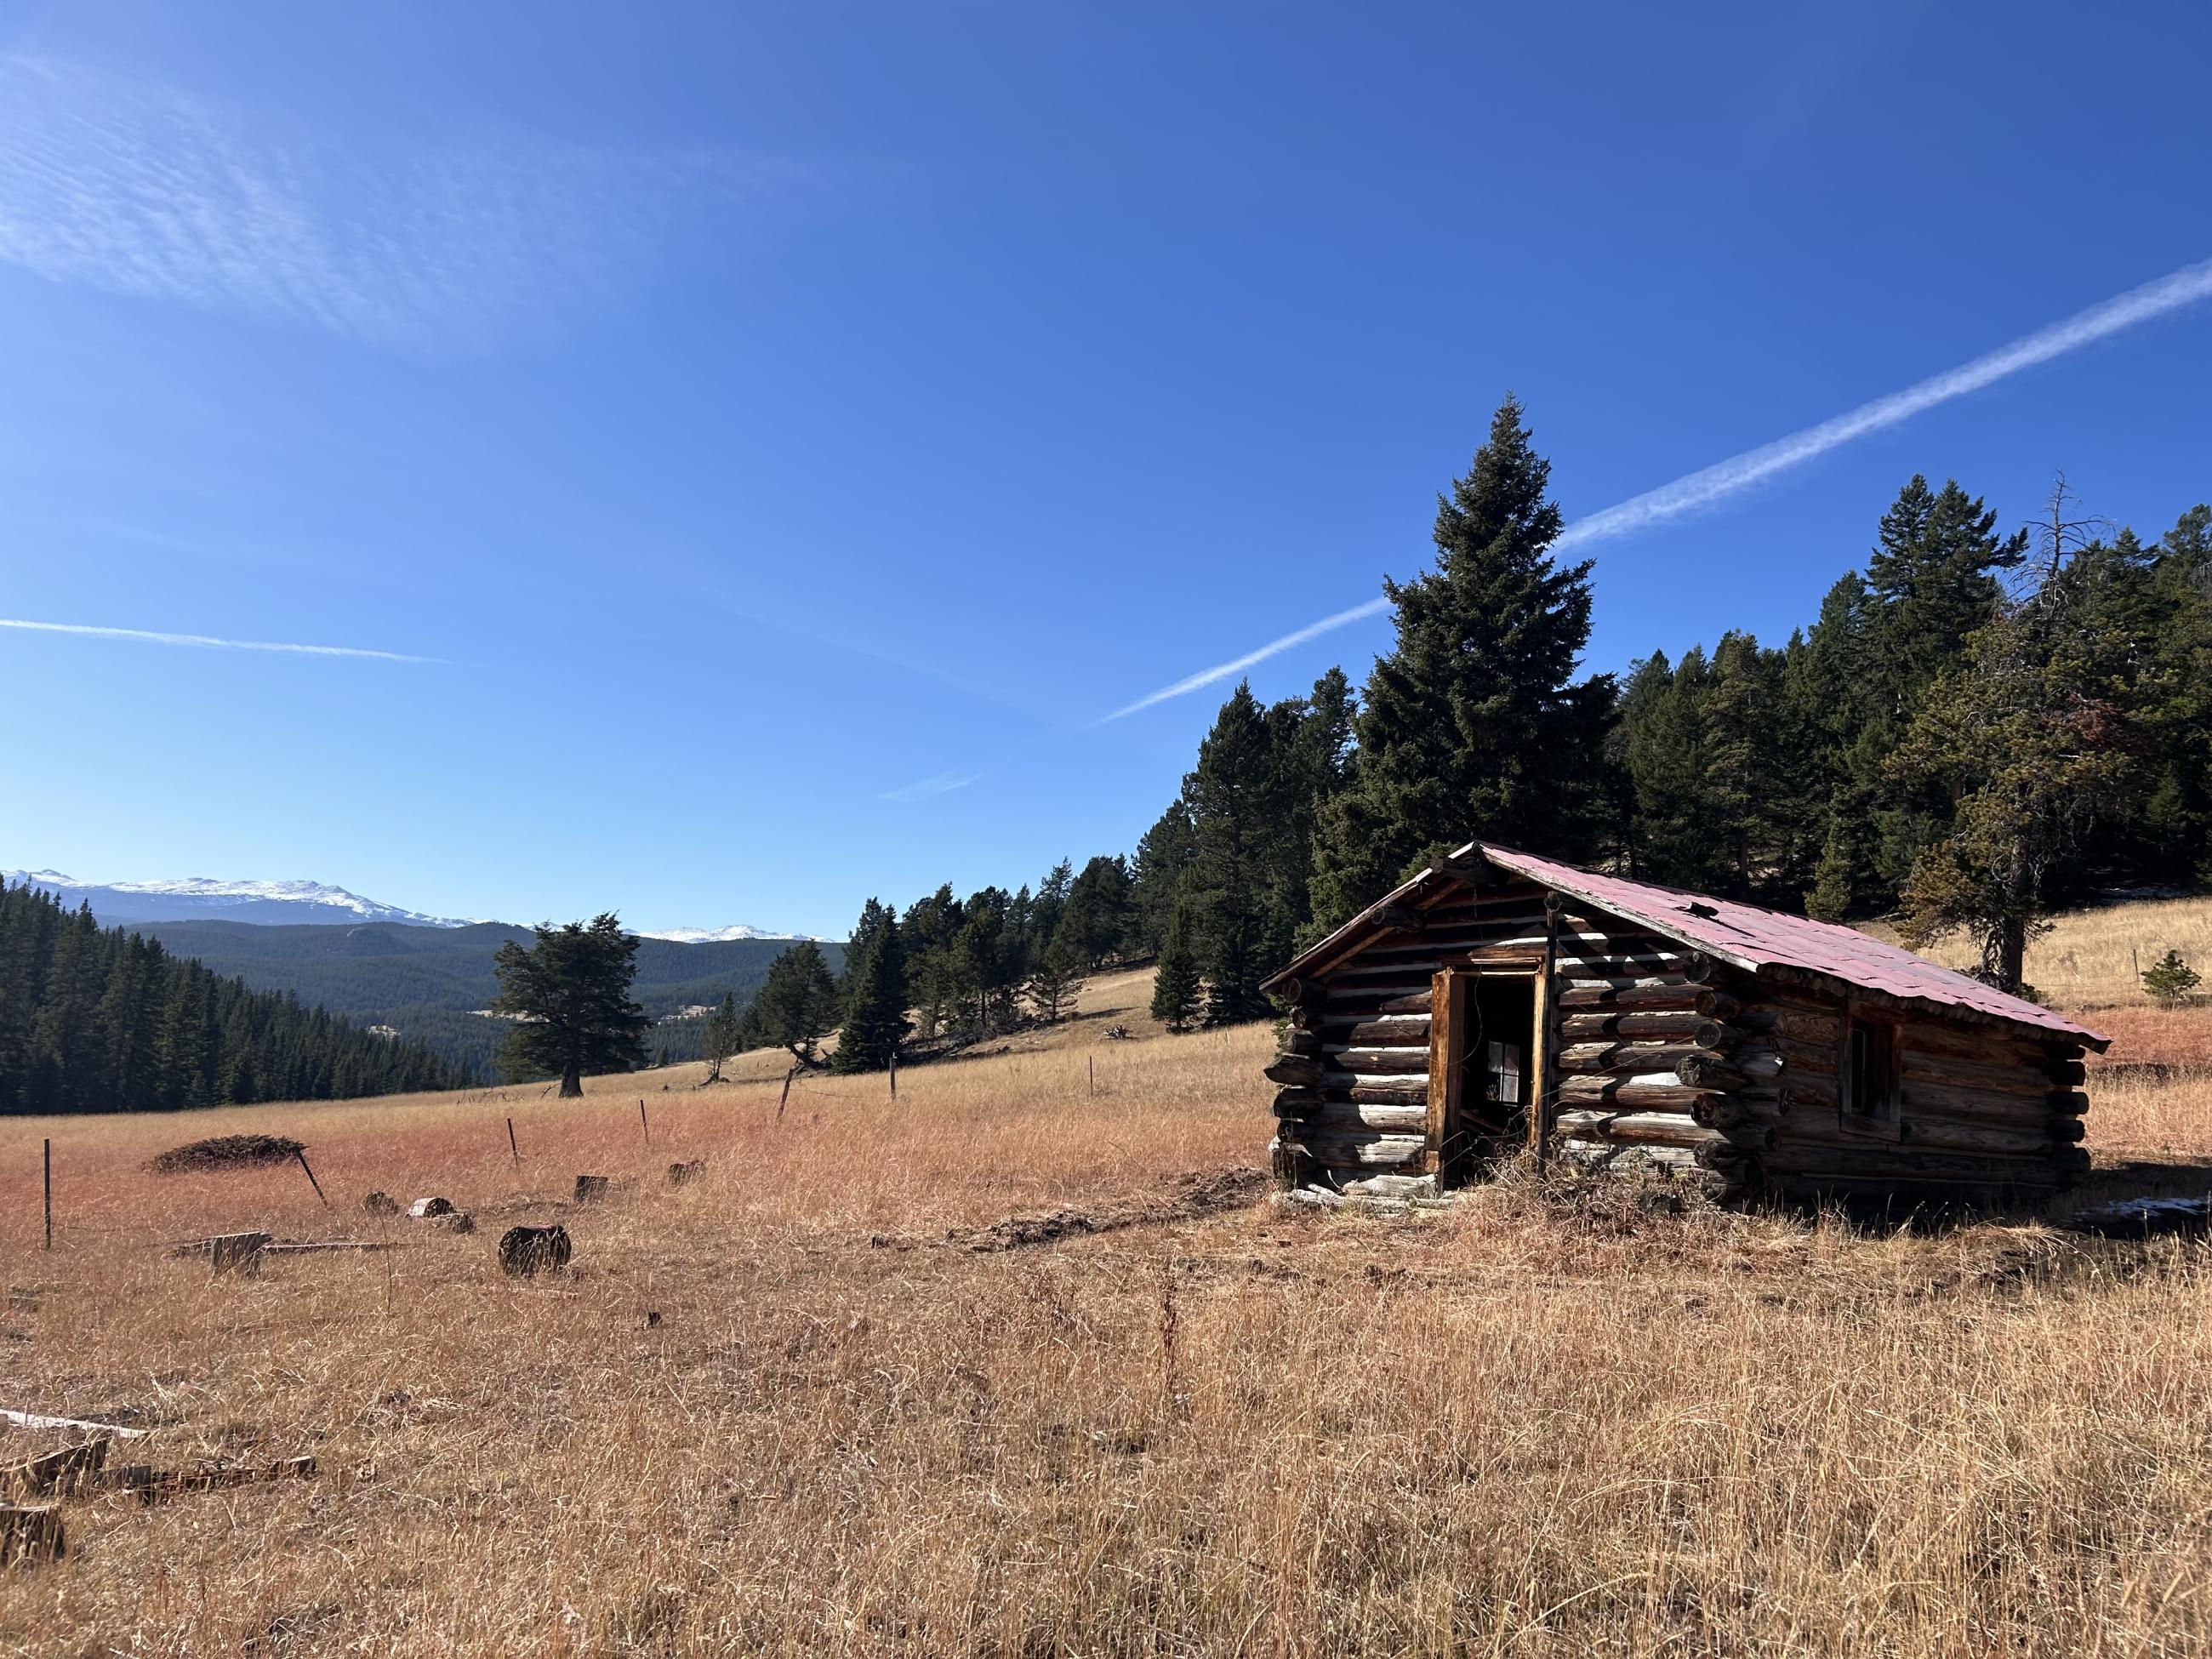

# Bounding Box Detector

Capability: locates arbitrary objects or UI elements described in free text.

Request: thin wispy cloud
[0,54,790,350]
[1553,253,2212,550]
[0,618,435,662]
[881,768,992,804]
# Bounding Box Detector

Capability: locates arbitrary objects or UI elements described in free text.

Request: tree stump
[499,1225,573,1278]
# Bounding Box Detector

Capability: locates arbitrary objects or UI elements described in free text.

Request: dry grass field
[1890,893,2212,1012]
[8,931,2212,1655]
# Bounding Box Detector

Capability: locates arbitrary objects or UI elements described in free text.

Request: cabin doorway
[1431,968,1541,1188]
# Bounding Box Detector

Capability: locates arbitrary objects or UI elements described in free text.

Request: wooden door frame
[1428,957,1550,1185]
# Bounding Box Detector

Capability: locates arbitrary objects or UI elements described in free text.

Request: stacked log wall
[1268,875,2091,1206]
[1271,877,1770,1190]
[1750,986,2089,1201]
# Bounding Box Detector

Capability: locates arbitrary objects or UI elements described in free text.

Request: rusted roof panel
[1268,841,2108,1049]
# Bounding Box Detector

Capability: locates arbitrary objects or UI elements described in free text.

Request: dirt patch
[873,1167,1269,1254]
[148,1134,305,1174]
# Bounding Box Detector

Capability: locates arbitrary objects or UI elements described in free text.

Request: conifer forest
[0,881,473,1112]
[788,396,2212,1067]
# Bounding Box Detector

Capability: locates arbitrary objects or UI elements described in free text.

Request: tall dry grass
[6,957,2212,1652]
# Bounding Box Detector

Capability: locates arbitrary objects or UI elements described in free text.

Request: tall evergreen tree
[1892,483,2150,990]
[1311,396,1613,927]
[491,915,651,1097]
[1149,907,1202,1034]
[1130,800,1197,956]
[1023,931,1086,1024]
[1182,682,1290,1024]
[1804,476,2027,917]
[1058,857,1135,968]
[831,905,909,1072]
[750,940,842,1066]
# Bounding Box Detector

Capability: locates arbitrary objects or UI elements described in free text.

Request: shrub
[2142,949,2202,1004]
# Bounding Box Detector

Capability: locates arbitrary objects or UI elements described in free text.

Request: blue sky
[3,1,2209,937]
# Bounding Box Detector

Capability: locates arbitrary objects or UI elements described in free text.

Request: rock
[407,1197,455,1219]
[666,1159,706,1187]
[362,1192,401,1216]
[499,1224,573,1278]
[573,1175,609,1203]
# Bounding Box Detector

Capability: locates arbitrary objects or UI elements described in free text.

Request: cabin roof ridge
[1265,840,2107,1050]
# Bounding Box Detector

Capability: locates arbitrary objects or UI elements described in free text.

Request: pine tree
[831,908,909,1072]
[1130,801,1197,956]
[1058,858,1134,968]
[899,886,964,1040]
[1312,396,1613,927]
[1182,683,1288,1025]
[1149,909,1201,1033]
[1023,932,1086,1024]
[491,915,651,1096]
[2143,950,2200,1004]
[750,940,842,1066]
[1802,476,2028,918]
[1891,482,2146,992]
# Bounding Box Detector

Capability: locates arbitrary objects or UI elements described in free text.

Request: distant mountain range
[72,917,843,1076]
[6,870,473,928]
[4,870,820,943]
[3,870,834,1075]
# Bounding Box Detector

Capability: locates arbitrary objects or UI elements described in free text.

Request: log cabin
[1261,842,2107,1208]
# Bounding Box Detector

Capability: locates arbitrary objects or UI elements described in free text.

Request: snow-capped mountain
[641,923,825,944]
[5,871,470,929]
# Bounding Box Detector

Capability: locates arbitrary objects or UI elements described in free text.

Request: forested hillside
[810,402,2212,1069]
[121,919,841,1076]
[0,881,470,1113]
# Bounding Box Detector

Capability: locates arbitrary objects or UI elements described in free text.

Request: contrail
[1554,254,2212,550]
[0,618,434,662]
[1100,596,1390,723]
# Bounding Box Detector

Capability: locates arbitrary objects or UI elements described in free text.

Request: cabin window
[1843,1016,1897,1123]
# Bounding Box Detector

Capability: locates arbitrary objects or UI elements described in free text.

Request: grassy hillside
[125,919,843,1075]
[7,939,2212,1653]
[1879,892,2212,1010]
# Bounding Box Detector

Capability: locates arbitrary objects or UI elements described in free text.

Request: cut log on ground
[0,1409,147,1440]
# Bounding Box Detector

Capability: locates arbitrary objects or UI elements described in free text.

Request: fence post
[640,1098,649,1145]
[43,1138,51,1251]
[294,1148,329,1208]
[1089,1055,1096,1097]
[778,1067,795,1121]
[507,1117,520,1167]
[889,1052,898,1101]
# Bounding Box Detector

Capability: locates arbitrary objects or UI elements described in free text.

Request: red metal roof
[1275,841,2108,1049]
